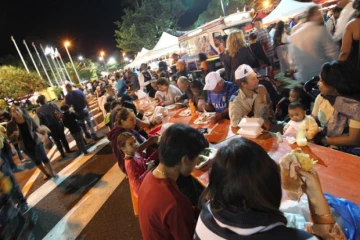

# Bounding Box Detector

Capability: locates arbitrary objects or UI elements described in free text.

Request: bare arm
[338,23,353,61]
[326,127,360,146]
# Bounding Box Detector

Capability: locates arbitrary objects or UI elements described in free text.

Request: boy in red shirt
[138,124,207,240]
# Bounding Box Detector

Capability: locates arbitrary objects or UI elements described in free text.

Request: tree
[114,0,186,53]
[65,62,92,83]
[194,0,249,27]
[0,66,47,99]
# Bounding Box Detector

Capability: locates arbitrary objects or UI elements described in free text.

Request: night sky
[0,0,211,59]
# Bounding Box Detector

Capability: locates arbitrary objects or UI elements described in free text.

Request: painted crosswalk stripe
[43,163,125,240]
[26,139,110,210]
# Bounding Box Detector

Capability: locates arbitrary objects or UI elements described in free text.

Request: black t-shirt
[62,112,81,134]
[17,122,36,150]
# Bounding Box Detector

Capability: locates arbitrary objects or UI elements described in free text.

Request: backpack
[49,103,63,121]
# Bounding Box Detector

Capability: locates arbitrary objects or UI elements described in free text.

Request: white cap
[235,64,254,80]
[204,72,222,91]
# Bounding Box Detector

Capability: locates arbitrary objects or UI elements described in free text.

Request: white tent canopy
[138,47,149,57]
[125,32,179,69]
[152,32,178,51]
[263,0,318,24]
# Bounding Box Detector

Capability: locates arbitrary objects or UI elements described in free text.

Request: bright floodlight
[100,51,105,57]
[108,57,116,65]
[64,41,70,47]
[124,57,129,62]
[122,52,126,57]
[44,46,52,55]
[78,56,83,60]
[99,56,104,61]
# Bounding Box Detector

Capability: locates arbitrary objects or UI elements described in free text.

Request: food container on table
[193,113,216,125]
[238,118,264,131]
[237,128,263,138]
[179,109,191,117]
[195,148,217,169]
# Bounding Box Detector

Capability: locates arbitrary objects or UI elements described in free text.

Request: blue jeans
[23,143,50,166]
[72,131,87,153]
[76,109,98,139]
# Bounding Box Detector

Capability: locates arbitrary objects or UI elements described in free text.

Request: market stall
[262,0,318,24]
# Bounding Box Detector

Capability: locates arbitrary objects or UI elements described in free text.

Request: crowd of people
[0,0,359,239]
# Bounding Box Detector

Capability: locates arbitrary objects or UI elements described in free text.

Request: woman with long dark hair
[7,106,57,179]
[107,107,157,174]
[273,21,291,76]
[312,61,360,156]
[338,0,360,72]
[195,138,345,239]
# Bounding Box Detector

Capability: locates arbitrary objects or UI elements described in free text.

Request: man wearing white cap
[229,64,273,129]
[199,72,238,124]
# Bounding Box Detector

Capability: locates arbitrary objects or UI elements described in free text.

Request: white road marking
[26,139,110,210]
[43,163,125,240]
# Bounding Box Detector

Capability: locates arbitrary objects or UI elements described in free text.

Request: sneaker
[83,151,90,155]
[92,136,101,141]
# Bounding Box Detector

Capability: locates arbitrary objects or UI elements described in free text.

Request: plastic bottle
[189,99,197,117]
[296,123,308,146]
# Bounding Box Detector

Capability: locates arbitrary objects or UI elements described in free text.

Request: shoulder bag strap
[248,46,261,63]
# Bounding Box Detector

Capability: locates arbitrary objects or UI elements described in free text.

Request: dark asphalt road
[10,98,143,240]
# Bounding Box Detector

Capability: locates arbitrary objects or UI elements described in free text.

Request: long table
[192,133,360,206]
[136,98,360,206]
[137,98,237,144]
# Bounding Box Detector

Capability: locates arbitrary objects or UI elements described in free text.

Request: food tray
[193,113,216,125]
[195,148,217,169]
[179,109,191,116]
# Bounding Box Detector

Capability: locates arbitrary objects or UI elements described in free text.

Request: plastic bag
[135,90,148,99]
[324,193,360,240]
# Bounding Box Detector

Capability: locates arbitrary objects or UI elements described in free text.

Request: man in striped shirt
[254,18,276,68]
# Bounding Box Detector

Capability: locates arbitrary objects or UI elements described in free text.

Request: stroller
[0,158,37,240]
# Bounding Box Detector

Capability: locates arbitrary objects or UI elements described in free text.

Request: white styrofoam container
[238,118,264,129]
[237,128,263,138]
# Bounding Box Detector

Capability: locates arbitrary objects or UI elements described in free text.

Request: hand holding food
[292,149,317,172]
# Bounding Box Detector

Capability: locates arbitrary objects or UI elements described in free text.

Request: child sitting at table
[154,78,182,106]
[190,80,208,109]
[117,132,158,196]
[276,86,311,121]
[283,102,320,140]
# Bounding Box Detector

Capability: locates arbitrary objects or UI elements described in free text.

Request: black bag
[142,71,152,82]
[49,103,63,121]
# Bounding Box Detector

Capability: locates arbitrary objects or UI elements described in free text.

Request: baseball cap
[235,64,254,80]
[204,72,222,91]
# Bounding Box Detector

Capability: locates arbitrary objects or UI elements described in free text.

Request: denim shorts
[24,143,50,166]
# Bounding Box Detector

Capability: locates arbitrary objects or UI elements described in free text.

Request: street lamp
[78,56,83,60]
[64,40,81,83]
[99,51,106,64]
[107,57,116,65]
[263,0,270,8]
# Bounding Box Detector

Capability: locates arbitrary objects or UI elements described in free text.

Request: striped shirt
[255,28,275,58]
